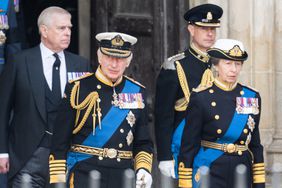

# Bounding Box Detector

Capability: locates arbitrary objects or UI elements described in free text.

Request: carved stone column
[267,0,282,183]
[78,0,91,59]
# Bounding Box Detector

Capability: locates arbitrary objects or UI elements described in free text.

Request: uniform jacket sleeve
[0,54,16,153]
[178,92,203,188]
[250,93,265,188]
[49,83,76,183]
[133,88,154,173]
[154,68,179,160]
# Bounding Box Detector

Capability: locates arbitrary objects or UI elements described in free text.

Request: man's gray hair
[37,6,71,29]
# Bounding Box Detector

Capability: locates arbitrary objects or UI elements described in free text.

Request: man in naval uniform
[49,32,154,188]
[154,3,223,178]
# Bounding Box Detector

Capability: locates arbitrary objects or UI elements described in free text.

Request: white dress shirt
[40,42,67,96]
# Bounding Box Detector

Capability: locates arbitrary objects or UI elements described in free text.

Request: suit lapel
[26,46,47,123]
[65,51,77,74]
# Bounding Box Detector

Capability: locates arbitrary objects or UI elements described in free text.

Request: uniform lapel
[26,46,47,123]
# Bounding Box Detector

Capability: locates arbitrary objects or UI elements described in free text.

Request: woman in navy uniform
[48,32,153,188]
[178,39,265,188]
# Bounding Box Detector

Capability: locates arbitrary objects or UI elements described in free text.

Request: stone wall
[190,0,282,186]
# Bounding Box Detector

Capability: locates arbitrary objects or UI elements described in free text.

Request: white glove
[158,160,176,178]
[136,169,152,188]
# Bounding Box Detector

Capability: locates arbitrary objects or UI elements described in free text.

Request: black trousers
[69,164,134,188]
[9,147,50,188]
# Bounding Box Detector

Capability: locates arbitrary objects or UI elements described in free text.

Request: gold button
[240,141,245,145]
[240,90,244,95]
[120,129,124,133]
[211,102,216,107]
[117,158,121,162]
[215,115,220,120]
[243,129,248,134]
[209,89,214,93]
[97,85,101,89]
[226,144,236,153]
[98,156,103,160]
[217,129,222,134]
[119,143,123,148]
[238,151,242,155]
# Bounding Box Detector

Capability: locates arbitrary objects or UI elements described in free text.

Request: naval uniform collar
[214,78,237,91]
[190,43,209,63]
[95,66,123,87]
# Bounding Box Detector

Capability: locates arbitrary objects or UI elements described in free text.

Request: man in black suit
[0,6,91,187]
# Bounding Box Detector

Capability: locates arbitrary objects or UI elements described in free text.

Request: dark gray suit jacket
[0,46,91,179]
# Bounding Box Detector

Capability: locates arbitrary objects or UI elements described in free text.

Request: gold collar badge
[229,45,243,57]
[111,35,124,47]
[112,89,119,106]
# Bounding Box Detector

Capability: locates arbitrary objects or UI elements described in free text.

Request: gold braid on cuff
[49,155,66,183]
[178,162,192,188]
[134,151,153,173]
[253,163,265,183]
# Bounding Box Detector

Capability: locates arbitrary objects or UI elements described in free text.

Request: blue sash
[192,87,255,187]
[0,0,9,15]
[66,80,140,173]
[171,118,185,178]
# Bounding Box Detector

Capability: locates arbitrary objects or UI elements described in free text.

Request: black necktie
[52,53,61,102]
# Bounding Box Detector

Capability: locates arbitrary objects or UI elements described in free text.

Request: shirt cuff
[0,153,9,158]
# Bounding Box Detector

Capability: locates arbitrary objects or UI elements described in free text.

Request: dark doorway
[22,0,79,53]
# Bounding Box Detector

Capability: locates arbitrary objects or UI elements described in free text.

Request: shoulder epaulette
[239,83,259,93]
[192,84,213,93]
[162,52,185,70]
[124,75,145,88]
[69,72,94,83]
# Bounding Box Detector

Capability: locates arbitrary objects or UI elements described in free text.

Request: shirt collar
[40,43,64,59]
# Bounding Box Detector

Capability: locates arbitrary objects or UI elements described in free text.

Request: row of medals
[0,15,9,45]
